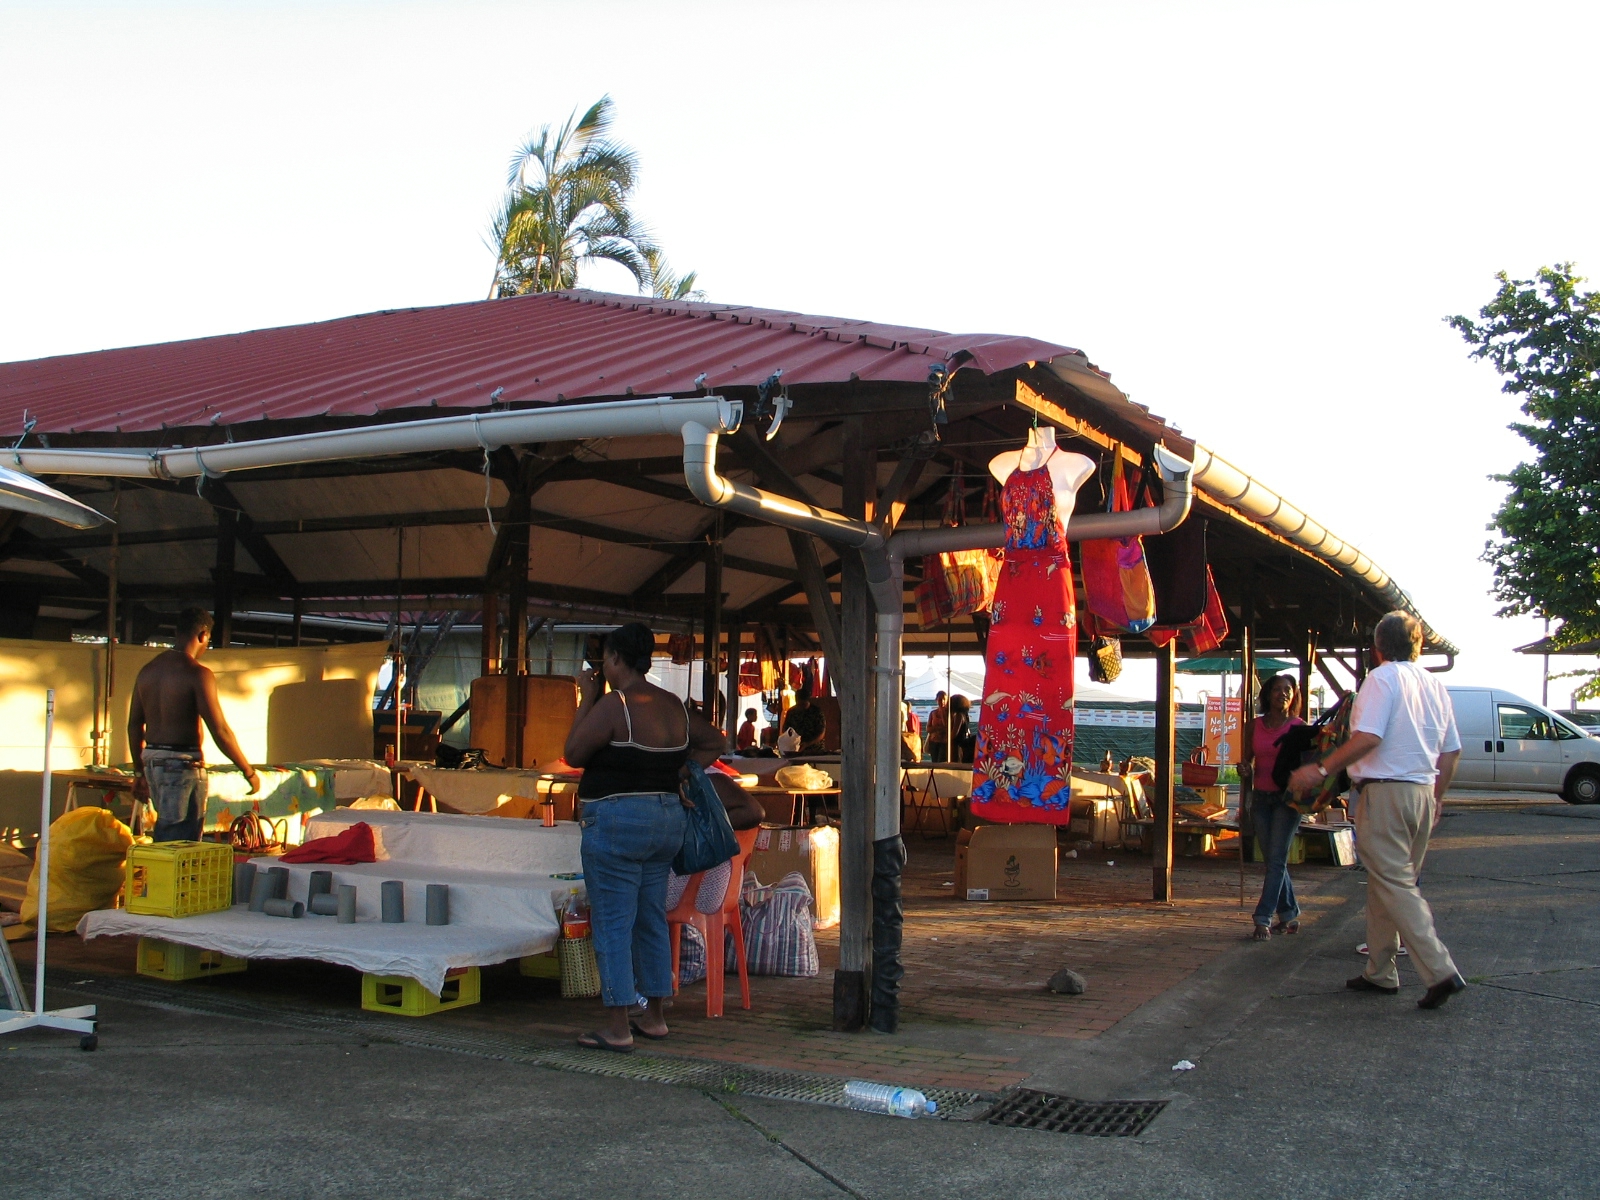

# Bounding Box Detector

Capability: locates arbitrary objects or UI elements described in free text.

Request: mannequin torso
[987,427,1095,523]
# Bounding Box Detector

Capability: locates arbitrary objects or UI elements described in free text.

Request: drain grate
[30,973,982,1117]
[982,1089,1166,1137]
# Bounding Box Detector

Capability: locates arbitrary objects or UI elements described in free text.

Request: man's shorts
[144,749,206,843]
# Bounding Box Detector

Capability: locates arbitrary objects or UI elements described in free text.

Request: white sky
[3,1,1596,708]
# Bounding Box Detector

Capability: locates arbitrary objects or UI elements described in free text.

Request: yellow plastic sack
[21,806,133,933]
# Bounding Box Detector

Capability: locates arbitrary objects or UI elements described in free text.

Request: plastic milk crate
[361,967,481,1017]
[136,937,247,981]
[125,840,235,917]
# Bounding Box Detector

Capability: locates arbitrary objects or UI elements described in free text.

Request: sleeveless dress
[970,455,1085,824]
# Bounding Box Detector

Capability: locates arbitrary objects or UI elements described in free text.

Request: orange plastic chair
[667,827,759,1018]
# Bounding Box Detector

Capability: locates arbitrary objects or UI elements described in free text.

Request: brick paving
[42,837,1349,1094]
[445,838,1349,1092]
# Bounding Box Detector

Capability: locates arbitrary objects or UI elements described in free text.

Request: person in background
[1288,611,1466,1011]
[902,701,922,763]
[564,622,726,1052]
[948,694,976,764]
[127,607,259,842]
[925,690,949,761]
[783,693,827,756]
[736,707,758,751]
[1240,673,1306,940]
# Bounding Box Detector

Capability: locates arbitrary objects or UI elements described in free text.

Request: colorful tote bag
[1079,454,1157,634]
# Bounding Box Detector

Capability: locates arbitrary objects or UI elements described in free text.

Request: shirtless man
[128,607,259,842]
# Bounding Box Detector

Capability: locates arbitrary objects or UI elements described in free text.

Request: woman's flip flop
[577,1031,634,1053]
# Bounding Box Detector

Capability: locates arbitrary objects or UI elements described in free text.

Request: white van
[1446,687,1600,803]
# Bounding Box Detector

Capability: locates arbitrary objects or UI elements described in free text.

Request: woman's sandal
[629,1021,669,1041]
[1274,920,1300,935]
[577,1031,635,1054]
[1252,924,1272,941]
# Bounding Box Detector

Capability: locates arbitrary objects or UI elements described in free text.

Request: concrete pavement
[6,803,1596,1199]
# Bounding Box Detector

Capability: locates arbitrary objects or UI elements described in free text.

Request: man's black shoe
[1416,973,1467,1010]
[1346,975,1399,995]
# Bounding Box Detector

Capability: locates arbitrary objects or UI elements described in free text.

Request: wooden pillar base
[832,969,867,1032]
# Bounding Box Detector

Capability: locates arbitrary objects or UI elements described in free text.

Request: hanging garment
[1078,453,1157,633]
[970,458,1083,824]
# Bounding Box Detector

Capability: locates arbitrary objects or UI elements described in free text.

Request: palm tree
[642,247,706,301]
[489,96,653,297]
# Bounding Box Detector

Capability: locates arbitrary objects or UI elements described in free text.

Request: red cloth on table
[281,821,377,864]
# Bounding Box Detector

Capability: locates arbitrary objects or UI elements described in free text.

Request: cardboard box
[1068,798,1121,846]
[954,824,1058,901]
[748,825,840,927]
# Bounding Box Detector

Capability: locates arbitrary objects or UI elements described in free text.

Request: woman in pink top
[1240,674,1306,939]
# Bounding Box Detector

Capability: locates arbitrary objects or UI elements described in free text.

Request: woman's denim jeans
[579,792,687,1007]
[1252,790,1303,927]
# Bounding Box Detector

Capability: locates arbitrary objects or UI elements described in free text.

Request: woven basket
[558,934,601,999]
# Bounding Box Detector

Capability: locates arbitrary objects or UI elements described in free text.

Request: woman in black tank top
[563,623,726,1052]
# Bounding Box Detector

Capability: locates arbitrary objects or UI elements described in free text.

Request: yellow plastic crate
[518,950,561,979]
[361,967,480,1017]
[1252,835,1306,865]
[136,937,247,981]
[125,840,235,917]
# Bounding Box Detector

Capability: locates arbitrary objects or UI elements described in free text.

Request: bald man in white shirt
[1289,611,1466,1010]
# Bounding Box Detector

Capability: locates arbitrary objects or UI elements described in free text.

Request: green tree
[642,246,705,301]
[1449,265,1600,697]
[489,95,653,297]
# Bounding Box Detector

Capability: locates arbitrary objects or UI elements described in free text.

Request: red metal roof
[0,289,1094,437]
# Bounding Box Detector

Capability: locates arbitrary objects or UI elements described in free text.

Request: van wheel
[1564,766,1600,805]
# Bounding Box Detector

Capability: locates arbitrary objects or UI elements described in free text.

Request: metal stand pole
[0,689,99,1049]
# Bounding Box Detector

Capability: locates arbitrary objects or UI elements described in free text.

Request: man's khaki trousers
[1354,781,1459,989]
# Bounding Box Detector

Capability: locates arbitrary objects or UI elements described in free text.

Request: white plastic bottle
[841,1080,938,1118]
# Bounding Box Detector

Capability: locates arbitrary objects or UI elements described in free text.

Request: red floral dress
[970,458,1079,824]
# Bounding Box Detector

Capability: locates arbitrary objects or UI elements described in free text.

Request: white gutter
[7,396,743,480]
[1188,444,1456,655]
[0,463,112,529]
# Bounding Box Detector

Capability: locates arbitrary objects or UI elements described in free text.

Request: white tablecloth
[307,808,583,877]
[302,759,393,801]
[79,904,555,995]
[402,765,576,814]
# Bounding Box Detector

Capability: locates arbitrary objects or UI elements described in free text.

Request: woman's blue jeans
[1251,790,1303,928]
[579,792,687,1007]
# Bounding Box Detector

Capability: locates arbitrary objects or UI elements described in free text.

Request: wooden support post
[1299,631,1315,719]
[834,418,875,1031]
[506,467,532,677]
[724,620,742,743]
[1239,593,1255,899]
[480,591,500,677]
[213,507,236,648]
[702,517,724,720]
[1152,638,1177,903]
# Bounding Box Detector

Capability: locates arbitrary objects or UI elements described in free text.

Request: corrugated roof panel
[0,290,1090,436]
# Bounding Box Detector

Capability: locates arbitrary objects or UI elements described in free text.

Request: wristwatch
[1313,763,1329,779]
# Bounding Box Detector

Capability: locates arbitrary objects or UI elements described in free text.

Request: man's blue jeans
[144,750,206,843]
[579,792,687,1008]
[1252,790,1303,928]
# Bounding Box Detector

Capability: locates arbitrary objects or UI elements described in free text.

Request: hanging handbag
[1181,746,1220,788]
[1183,567,1231,654]
[673,761,740,876]
[1140,453,1209,627]
[914,478,1001,628]
[1079,451,1158,634]
[1082,613,1124,684]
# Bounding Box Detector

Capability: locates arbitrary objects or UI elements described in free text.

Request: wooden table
[746,786,841,827]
